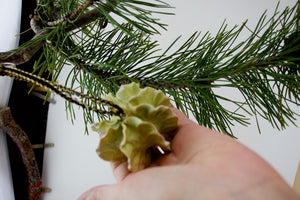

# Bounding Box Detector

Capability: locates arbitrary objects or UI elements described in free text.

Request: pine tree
[1,0,299,137]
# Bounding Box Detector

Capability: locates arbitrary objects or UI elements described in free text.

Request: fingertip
[111,161,131,182]
[77,185,118,200]
[77,186,99,200]
[170,107,187,119]
[170,107,197,127]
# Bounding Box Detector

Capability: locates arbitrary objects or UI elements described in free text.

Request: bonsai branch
[44,0,96,27]
[0,3,109,65]
[0,107,42,200]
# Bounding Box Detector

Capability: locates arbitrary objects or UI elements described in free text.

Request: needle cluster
[1,0,299,135]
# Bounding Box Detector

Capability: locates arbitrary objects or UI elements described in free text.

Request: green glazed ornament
[92,82,178,172]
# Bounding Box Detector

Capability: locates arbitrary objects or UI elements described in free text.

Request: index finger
[111,161,131,183]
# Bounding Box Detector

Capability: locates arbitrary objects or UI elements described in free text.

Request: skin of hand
[78,108,300,200]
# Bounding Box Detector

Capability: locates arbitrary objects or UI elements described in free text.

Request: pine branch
[0,8,104,65]
[0,0,299,135]
[59,1,300,134]
[0,0,171,66]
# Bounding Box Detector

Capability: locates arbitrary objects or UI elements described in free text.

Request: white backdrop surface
[37,0,300,199]
[0,1,22,200]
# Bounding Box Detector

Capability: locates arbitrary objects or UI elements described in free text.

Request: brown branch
[0,5,108,66]
[0,107,42,200]
[45,0,96,27]
[69,0,95,21]
[65,7,106,32]
[0,31,47,65]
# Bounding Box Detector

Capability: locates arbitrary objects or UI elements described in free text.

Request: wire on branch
[0,64,124,117]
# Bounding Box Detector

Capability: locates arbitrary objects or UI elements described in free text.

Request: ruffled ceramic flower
[92,82,178,172]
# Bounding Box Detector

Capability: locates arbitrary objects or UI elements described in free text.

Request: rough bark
[0,107,42,200]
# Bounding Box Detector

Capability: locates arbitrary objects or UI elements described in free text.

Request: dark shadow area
[7,0,49,199]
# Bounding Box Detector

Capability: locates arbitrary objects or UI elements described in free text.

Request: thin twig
[0,107,42,200]
[45,0,95,26]
[69,0,95,21]
[0,30,48,65]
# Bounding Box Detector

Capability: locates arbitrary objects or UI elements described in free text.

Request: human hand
[78,108,299,200]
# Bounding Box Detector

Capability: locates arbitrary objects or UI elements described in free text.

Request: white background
[42,0,300,199]
[0,1,21,200]
[0,0,299,200]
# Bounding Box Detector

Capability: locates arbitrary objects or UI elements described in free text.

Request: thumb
[77,185,119,200]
